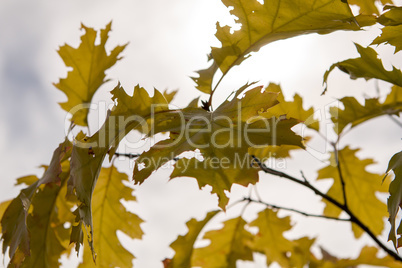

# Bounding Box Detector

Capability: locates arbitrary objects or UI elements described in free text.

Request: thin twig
[388,115,402,129]
[243,197,350,221]
[114,152,141,159]
[251,155,402,262]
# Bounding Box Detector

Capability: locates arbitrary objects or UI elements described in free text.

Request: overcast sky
[1,0,402,267]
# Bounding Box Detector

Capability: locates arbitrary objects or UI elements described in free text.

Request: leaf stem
[251,155,402,262]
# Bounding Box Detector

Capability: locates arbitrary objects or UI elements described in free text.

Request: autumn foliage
[1,0,402,267]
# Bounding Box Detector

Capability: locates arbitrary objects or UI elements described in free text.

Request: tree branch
[251,155,402,262]
[332,143,348,208]
[243,197,350,221]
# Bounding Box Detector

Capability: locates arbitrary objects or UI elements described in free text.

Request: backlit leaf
[168,210,219,268]
[78,166,143,268]
[134,86,304,208]
[54,22,127,126]
[331,85,402,134]
[348,0,392,15]
[323,43,402,93]
[384,151,402,248]
[317,146,389,238]
[372,6,402,53]
[192,217,253,267]
[68,84,168,258]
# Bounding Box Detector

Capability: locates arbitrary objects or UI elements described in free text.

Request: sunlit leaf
[168,210,219,268]
[317,146,389,238]
[192,217,253,267]
[78,166,143,268]
[384,151,402,248]
[54,22,127,126]
[331,85,402,134]
[323,43,402,93]
[348,0,392,15]
[372,6,402,53]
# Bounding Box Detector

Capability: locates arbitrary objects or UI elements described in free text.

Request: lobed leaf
[317,146,389,238]
[191,216,254,267]
[323,43,402,93]
[54,22,127,126]
[348,0,393,15]
[195,0,374,92]
[385,151,402,249]
[372,6,402,53]
[331,85,402,134]
[77,166,143,268]
[167,210,219,268]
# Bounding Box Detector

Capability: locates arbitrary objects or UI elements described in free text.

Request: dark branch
[243,197,350,221]
[332,143,348,208]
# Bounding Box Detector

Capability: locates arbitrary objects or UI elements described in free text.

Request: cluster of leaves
[1,0,402,267]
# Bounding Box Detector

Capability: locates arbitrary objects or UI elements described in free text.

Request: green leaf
[384,151,402,249]
[348,0,392,15]
[192,216,253,267]
[377,5,402,26]
[77,166,143,268]
[68,84,168,258]
[249,209,295,267]
[317,146,389,238]
[192,60,218,94]
[168,210,219,268]
[134,86,304,208]
[54,22,127,126]
[331,85,402,134]
[323,43,402,93]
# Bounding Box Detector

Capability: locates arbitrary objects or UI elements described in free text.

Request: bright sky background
[1,0,402,267]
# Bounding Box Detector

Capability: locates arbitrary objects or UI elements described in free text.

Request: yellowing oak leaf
[1,140,72,266]
[54,22,127,126]
[68,84,168,258]
[323,43,402,93]
[196,0,372,91]
[133,86,304,208]
[312,246,402,267]
[249,209,295,267]
[168,210,219,268]
[317,146,389,238]
[348,0,392,15]
[192,217,253,267]
[372,6,402,53]
[385,151,402,249]
[331,85,402,134]
[0,200,11,233]
[78,166,143,268]
[192,61,218,94]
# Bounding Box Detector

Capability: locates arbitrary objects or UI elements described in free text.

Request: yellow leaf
[348,0,392,15]
[54,22,127,126]
[331,85,402,134]
[372,6,402,53]
[317,146,389,238]
[385,151,402,248]
[323,43,402,93]
[168,211,219,268]
[249,209,294,267]
[0,200,11,233]
[192,217,253,267]
[78,166,143,268]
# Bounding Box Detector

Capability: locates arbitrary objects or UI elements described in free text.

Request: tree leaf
[68,83,168,258]
[192,61,218,94]
[384,151,402,249]
[77,166,143,268]
[54,22,127,126]
[192,216,254,267]
[1,140,72,265]
[372,6,402,53]
[197,0,372,90]
[316,146,389,238]
[331,85,402,134]
[168,210,219,268]
[312,246,402,267]
[249,209,295,267]
[348,0,392,15]
[323,43,402,93]
[21,161,75,268]
[134,86,304,208]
